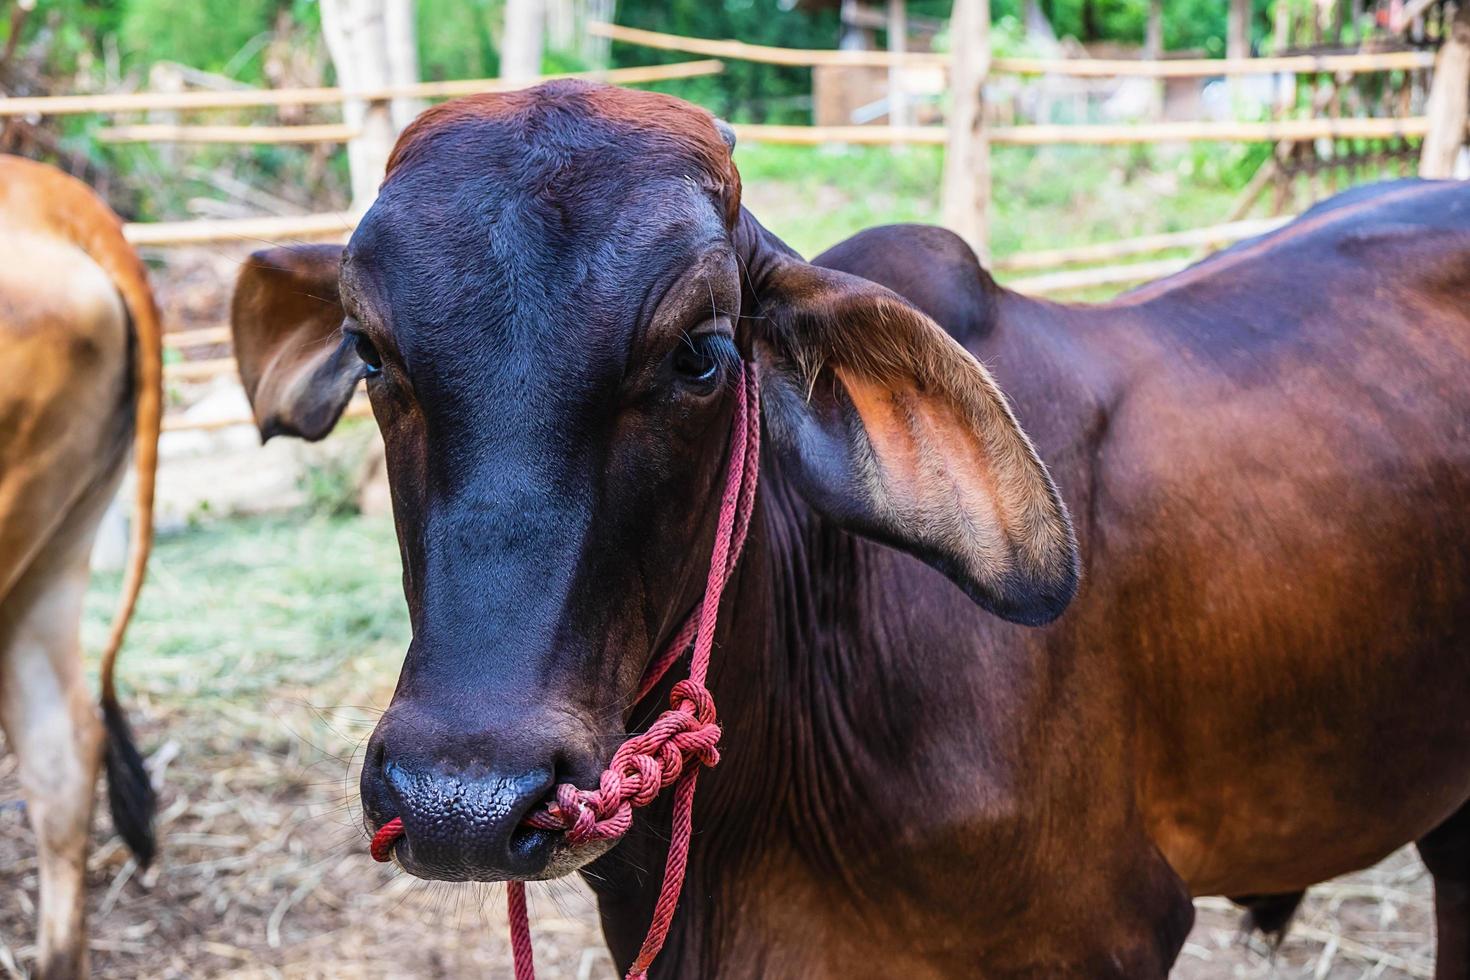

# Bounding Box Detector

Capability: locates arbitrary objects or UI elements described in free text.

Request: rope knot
[670,679,717,723]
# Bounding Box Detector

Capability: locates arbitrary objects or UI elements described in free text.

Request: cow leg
[1419,801,1470,980]
[0,551,103,980]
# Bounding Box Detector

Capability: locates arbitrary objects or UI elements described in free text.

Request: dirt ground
[0,694,1442,979]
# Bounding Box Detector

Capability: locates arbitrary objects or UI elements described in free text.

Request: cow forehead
[344,174,731,360]
[383,80,741,225]
[344,82,740,330]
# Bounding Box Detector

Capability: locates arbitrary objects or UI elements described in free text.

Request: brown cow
[0,156,160,978]
[229,82,1470,978]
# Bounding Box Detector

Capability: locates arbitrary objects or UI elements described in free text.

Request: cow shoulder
[812,224,998,344]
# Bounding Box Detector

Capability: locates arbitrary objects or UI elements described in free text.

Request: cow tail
[1230,891,1305,947]
[86,217,162,869]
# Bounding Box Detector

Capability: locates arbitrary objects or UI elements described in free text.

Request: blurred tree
[611,0,839,122]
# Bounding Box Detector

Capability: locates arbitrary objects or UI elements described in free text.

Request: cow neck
[513,363,760,980]
[585,294,1120,977]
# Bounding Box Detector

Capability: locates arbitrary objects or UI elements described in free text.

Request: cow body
[590,187,1470,978]
[227,84,1470,978]
[0,156,160,978]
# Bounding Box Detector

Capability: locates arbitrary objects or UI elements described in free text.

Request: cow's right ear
[230,243,366,441]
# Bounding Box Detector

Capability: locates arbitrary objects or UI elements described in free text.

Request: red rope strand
[371,364,761,980]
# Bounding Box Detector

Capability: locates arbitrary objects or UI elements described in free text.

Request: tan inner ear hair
[837,367,1014,576]
[824,304,1076,592]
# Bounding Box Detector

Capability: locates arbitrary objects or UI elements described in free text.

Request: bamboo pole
[588,21,1432,77]
[165,357,238,382]
[104,115,1446,155]
[989,116,1435,144]
[123,211,361,247]
[590,21,948,69]
[164,326,232,348]
[0,60,724,117]
[98,123,362,144]
[1226,0,1251,106]
[1420,2,1470,177]
[941,0,990,256]
[992,216,1291,272]
[731,116,1438,146]
[1005,256,1192,295]
[163,399,374,433]
[888,0,910,128]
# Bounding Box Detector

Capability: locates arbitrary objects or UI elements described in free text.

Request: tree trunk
[321,0,417,207]
[941,0,991,258]
[1420,1,1470,178]
[384,0,421,130]
[503,0,545,82]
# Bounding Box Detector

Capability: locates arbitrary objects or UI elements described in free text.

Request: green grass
[84,514,408,715]
[732,142,1246,261]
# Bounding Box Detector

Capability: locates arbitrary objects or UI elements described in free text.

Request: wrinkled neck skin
[582,291,1124,979]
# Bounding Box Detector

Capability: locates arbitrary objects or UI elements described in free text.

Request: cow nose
[362,737,560,881]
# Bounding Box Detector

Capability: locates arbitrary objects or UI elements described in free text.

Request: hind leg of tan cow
[0,545,105,980]
[1420,801,1470,980]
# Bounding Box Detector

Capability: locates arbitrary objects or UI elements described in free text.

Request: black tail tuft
[1231,890,1306,947]
[102,695,157,867]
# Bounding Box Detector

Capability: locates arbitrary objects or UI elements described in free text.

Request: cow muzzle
[361,709,611,882]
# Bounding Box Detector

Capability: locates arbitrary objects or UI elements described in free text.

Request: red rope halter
[371,363,761,980]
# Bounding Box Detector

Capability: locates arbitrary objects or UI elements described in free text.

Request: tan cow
[0,155,160,979]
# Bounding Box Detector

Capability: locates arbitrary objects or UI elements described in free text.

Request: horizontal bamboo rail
[591,22,1433,78]
[590,22,949,69]
[121,115,1442,150]
[164,326,232,348]
[990,116,1434,144]
[0,60,723,117]
[732,123,946,144]
[124,210,360,246]
[100,122,361,144]
[164,357,237,382]
[730,117,1436,146]
[163,398,374,433]
[118,116,1439,148]
[991,216,1291,272]
[995,50,1432,77]
[1005,256,1192,294]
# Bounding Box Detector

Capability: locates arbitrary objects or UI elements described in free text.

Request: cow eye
[672,334,721,385]
[350,329,383,375]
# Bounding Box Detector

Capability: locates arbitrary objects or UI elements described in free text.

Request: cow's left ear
[747,231,1079,626]
[231,243,366,441]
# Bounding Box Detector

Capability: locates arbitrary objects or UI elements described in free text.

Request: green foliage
[611,0,838,123]
[7,0,125,77]
[83,513,409,702]
[116,0,282,83]
[417,0,500,81]
[995,0,1276,54]
[299,455,362,519]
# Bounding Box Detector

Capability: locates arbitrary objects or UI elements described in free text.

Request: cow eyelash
[672,332,736,389]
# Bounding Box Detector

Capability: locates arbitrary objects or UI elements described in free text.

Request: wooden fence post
[888,0,910,128]
[941,0,991,258]
[1227,0,1250,108]
[1420,1,1470,178]
[1145,0,1164,120]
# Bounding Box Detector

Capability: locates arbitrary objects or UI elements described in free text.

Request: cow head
[231,81,1077,882]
